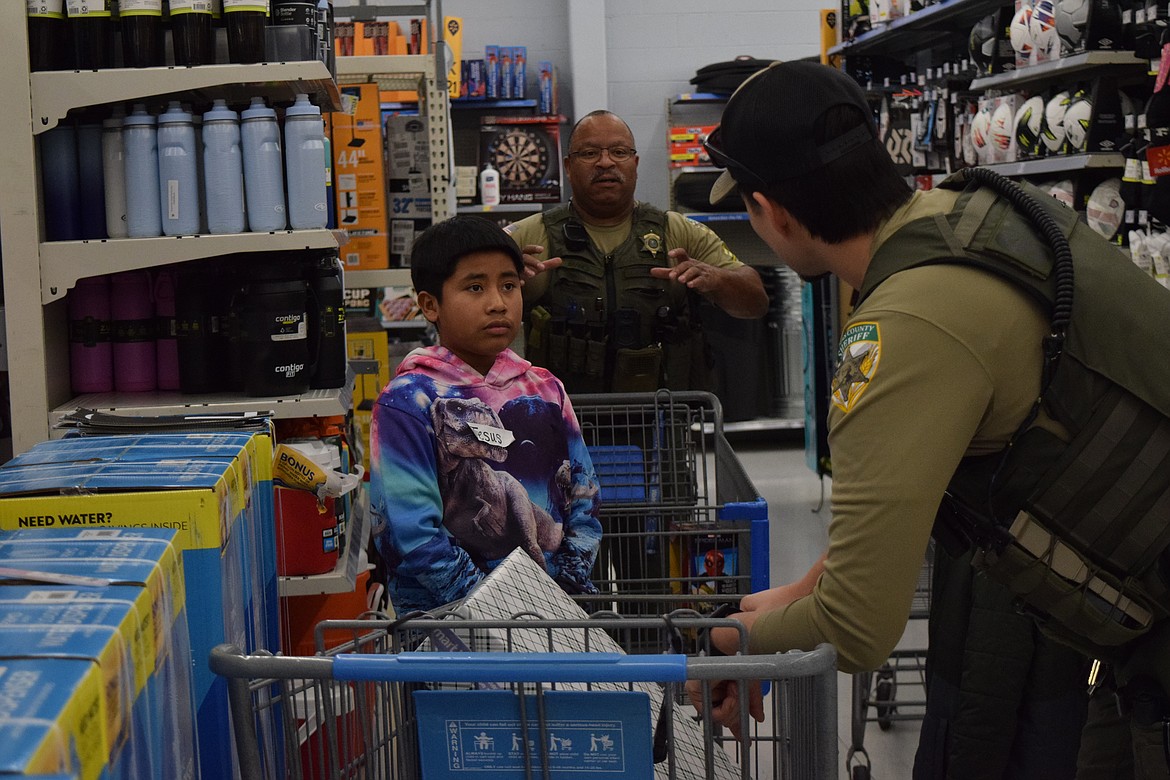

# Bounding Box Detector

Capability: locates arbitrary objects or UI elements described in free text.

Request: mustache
[590,172,625,184]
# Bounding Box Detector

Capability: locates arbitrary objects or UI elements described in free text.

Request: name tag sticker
[466,422,514,448]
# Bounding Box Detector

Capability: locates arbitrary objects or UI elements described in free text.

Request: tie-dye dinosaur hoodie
[370,345,602,614]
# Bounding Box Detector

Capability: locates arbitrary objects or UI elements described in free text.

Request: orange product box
[669,124,718,143]
[669,142,710,167]
[333,83,390,270]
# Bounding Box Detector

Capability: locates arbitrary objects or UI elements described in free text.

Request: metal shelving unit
[829,0,1002,57]
[970,50,1148,91]
[0,12,358,452]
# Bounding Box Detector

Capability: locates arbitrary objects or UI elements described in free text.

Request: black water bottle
[306,253,347,389]
[176,263,224,393]
[27,1,73,71]
[170,0,215,66]
[224,0,268,64]
[239,275,313,397]
[68,0,116,70]
[272,0,317,59]
[121,0,165,67]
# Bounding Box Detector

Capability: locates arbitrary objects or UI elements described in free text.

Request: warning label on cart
[413,690,653,779]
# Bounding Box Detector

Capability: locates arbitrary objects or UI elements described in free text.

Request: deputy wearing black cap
[691,62,1170,779]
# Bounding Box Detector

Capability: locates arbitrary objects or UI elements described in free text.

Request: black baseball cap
[706,61,879,205]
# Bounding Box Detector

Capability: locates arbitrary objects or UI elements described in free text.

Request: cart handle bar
[332,652,688,683]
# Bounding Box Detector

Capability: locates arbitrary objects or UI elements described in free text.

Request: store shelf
[684,212,751,223]
[49,379,354,430]
[829,0,1001,57]
[336,54,435,91]
[672,93,733,105]
[701,417,804,435]
[452,98,539,110]
[970,50,1148,91]
[344,268,414,288]
[40,229,344,303]
[456,203,545,214]
[280,486,371,597]
[31,60,340,134]
[982,152,1125,177]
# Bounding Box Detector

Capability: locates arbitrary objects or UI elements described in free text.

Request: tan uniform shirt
[507,206,743,304]
[750,188,1052,672]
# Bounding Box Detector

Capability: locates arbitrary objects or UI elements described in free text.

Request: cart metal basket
[211,611,837,780]
[569,392,769,640]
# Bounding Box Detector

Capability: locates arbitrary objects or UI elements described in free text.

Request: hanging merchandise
[27,0,72,71]
[111,270,158,392]
[223,0,268,64]
[284,93,328,230]
[102,109,128,238]
[201,99,246,234]
[66,0,116,70]
[68,276,114,394]
[120,0,165,68]
[39,123,82,242]
[157,102,202,236]
[170,0,216,66]
[123,104,163,237]
[241,97,288,232]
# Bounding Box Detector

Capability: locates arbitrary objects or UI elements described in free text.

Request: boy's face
[418,250,522,375]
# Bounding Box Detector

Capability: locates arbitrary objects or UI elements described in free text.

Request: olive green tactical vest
[527,204,708,393]
[861,174,1170,661]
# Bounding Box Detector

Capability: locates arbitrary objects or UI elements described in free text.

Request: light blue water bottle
[123,103,162,238]
[241,96,287,232]
[157,101,200,237]
[284,93,328,230]
[201,98,246,235]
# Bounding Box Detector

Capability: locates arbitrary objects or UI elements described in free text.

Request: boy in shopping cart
[369,215,603,615]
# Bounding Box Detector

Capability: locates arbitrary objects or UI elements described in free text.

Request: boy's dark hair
[409,215,525,298]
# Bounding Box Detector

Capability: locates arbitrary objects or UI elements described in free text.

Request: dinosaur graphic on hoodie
[369,346,601,613]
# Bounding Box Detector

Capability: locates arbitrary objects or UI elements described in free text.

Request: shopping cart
[569,391,769,647]
[211,610,838,780]
[847,541,934,780]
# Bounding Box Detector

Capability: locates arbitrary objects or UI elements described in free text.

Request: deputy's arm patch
[831,322,881,413]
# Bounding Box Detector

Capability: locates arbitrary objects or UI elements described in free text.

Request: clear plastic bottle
[201,99,246,234]
[157,101,201,236]
[283,93,327,229]
[123,104,163,237]
[240,96,287,232]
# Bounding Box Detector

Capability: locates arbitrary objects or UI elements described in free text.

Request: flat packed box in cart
[0,435,276,780]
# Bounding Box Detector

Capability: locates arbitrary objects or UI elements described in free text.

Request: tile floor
[730,434,926,780]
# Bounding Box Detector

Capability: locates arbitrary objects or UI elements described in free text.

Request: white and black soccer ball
[1086,178,1124,239]
[1042,91,1072,153]
[1010,5,1036,55]
[1029,0,1060,58]
[1064,94,1093,152]
[1047,179,1076,207]
[1015,95,1045,155]
[969,14,1000,71]
[1056,0,1089,50]
[971,103,994,159]
[991,101,1015,150]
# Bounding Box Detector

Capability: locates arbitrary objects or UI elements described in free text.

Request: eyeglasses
[702,126,768,189]
[568,146,637,163]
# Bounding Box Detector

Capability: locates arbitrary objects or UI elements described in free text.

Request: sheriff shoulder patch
[831,322,881,413]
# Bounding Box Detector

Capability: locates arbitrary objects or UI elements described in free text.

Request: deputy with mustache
[506,110,767,394]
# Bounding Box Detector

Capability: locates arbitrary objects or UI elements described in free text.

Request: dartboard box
[479,116,564,204]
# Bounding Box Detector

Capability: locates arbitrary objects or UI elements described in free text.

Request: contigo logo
[275,363,305,377]
[275,315,303,325]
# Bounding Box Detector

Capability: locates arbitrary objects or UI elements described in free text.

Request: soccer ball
[1015,95,1045,155]
[991,102,1015,150]
[1047,179,1076,207]
[1010,5,1035,55]
[1086,178,1124,239]
[969,14,1000,71]
[1042,91,1072,153]
[1056,0,1089,50]
[1064,94,1093,152]
[971,103,993,158]
[1029,0,1060,58]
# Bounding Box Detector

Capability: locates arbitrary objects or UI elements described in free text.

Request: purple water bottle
[111,270,157,392]
[68,276,114,394]
[154,269,180,391]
